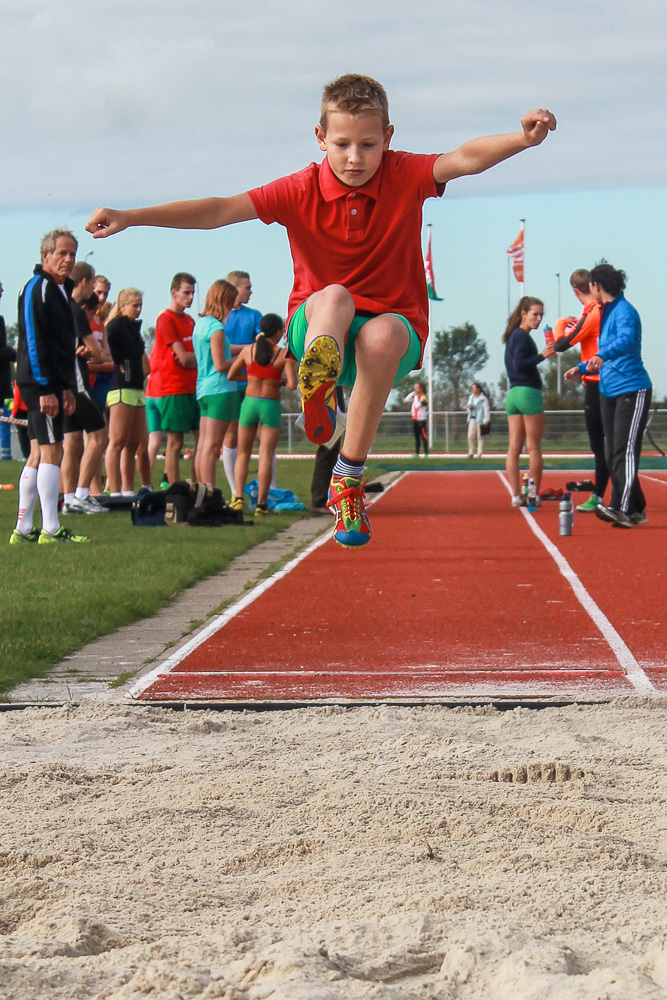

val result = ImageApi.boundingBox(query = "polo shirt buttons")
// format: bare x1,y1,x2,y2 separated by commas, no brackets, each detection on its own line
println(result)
350,209,357,215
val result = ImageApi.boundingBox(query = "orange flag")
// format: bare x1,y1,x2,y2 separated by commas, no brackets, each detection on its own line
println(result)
507,224,524,283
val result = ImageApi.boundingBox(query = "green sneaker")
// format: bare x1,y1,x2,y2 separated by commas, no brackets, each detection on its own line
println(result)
38,526,91,544
576,494,601,513
9,528,41,544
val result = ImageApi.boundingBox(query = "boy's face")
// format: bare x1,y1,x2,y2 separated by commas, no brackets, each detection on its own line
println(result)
315,112,393,188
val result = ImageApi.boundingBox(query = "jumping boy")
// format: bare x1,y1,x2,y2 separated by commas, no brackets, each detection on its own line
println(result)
86,74,556,547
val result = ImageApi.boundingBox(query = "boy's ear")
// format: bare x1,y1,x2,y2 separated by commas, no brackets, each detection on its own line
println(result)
383,124,394,149
315,124,327,150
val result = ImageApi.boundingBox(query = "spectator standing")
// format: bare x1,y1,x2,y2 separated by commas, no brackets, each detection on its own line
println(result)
0,280,17,460
565,263,652,528
221,270,262,493
60,262,109,514
554,269,609,512
228,314,296,516
192,279,239,488
404,381,429,457
466,382,490,458
105,288,150,496
152,272,198,485
10,229,89,544
503,296,555,507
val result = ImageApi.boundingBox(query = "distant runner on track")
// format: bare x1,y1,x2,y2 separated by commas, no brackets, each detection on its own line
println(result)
86,73,556,547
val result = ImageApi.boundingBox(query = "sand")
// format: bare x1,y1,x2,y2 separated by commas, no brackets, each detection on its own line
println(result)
1,698,666,999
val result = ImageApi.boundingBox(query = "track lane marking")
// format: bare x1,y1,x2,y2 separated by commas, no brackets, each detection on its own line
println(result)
128,475,405,699
496,471,654,693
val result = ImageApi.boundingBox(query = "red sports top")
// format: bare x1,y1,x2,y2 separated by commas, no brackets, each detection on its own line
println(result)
153,309,196,396
248,151,445,365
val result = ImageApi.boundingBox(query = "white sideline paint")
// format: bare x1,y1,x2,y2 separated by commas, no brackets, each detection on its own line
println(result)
641,473,667,486
128,475,405,699
496,471,654,693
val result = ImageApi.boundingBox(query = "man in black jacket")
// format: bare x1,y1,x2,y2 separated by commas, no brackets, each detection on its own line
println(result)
0,280,17,460
10,230,90,544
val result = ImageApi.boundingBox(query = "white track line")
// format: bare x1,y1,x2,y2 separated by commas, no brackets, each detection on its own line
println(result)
128,474,405,699
496,471,654,693
641,473,667,486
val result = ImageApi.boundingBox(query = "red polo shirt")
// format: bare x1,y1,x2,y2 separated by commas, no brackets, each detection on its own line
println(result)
248,150,445,362
153,309,196,396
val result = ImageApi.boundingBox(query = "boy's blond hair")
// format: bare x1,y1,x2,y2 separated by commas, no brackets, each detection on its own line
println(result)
320,73,390,131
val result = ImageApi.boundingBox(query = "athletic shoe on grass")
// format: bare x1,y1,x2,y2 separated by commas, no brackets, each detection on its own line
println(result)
38,526,91,544
229,494,245,512
630,511,648,525
298,335,340,445
576,494,601,513
63,495,110,515
8,528,40,544
326,474,370,548
511,495,527,508
254,503,275,518
595,504,632,528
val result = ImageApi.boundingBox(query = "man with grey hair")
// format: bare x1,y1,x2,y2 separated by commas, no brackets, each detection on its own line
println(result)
10,229,90,544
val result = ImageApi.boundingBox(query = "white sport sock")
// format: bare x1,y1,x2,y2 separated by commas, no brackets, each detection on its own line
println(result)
222,446,237,495
75,486,90,500
37,463,61,534
16,465,38,532
64,492,75,505
270,452,277,491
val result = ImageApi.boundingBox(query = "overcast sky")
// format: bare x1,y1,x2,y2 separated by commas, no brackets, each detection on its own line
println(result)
2,0,667,394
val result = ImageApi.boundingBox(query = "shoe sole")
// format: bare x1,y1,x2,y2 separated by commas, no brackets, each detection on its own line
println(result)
333,532,371,549
595,507,631,527
299,336,340,445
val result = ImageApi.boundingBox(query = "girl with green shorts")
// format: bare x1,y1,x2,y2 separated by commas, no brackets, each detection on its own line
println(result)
227,314,297,516
502,296,556,506
192,279,240,488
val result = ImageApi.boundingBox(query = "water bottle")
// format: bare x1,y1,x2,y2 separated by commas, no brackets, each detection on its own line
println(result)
559,492,573,536
527,477,537,511
544,324,555,345
522,473,529,498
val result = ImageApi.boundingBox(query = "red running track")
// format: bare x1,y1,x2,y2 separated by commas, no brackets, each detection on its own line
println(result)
132,471,667,702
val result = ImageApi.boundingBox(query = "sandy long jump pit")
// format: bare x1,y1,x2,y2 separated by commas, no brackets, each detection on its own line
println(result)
1,697,666,999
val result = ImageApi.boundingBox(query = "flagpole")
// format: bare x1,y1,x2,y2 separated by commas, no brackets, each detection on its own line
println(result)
520,218,525,297
427,225,434,449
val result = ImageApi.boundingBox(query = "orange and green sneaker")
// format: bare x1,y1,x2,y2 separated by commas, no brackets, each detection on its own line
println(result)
326,474,371,548
298,335,340,445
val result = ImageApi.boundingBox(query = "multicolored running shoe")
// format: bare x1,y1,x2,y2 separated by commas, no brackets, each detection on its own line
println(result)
37,526,91,544
326,474,371,548
298,335,341,445
8,528,41,544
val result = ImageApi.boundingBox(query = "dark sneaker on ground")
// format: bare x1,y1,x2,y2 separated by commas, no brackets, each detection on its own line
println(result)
566,479,595,492
63,495,110,515
576,493,601,513
38,526,91,544
630,511,648,525
595,505,632,528
9,528,41,544
326,474,371,547
298,335,340,445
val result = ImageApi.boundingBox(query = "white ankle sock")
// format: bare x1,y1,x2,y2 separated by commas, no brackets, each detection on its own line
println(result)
75,486,90,500
16,465,38,532
37,463,61,534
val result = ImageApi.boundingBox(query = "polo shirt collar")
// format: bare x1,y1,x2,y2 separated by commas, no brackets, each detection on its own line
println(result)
318,155,384,202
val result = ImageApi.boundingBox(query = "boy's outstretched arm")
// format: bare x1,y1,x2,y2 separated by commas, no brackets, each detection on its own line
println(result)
433,109,556,184
85,193,258,239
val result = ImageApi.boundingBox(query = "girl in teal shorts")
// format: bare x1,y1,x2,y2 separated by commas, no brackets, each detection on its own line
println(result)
192,279,239,489
227,314,297,516
503,296,555,506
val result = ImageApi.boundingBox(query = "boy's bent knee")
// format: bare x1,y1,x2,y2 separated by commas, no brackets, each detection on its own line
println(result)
306,284,355,317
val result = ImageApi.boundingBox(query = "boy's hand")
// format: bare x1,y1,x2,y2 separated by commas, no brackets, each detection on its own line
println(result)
521,109,557,147
564,367,581,382
85,208,128,239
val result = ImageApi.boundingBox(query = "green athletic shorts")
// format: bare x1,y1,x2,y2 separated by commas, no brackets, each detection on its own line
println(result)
106,388,145,408
198,392,241,422
239,395,282,430
505,386,544,417
288,300,421,387
145,396,162,433
159,393,200,432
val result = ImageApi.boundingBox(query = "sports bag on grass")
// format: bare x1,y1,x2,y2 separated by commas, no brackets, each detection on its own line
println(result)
131,488,167,526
